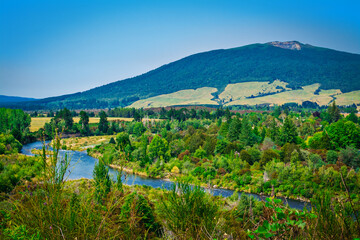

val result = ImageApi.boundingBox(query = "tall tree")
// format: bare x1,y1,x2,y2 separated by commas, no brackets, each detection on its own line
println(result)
79,111,90,135
327,101,341,123
98,111,109,134
280,117,298,145
55,108,73,131
227,117,241,141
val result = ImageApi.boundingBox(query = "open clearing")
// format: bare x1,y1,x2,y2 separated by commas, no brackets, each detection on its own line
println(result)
30,117,134,132
225,84,343,106
218,80,291,104
129,87,218,108
60,135,115,151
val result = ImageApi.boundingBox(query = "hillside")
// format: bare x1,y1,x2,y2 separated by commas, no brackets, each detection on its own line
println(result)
0,95,37,103
8,41,360,109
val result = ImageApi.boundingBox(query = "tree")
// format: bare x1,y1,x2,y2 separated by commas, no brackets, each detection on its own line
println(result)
279,117,298,145
327,101,341,123
326,119,360,149
148,135,169,161
239,117,257,146
260,149,280,166
116,132,131,151
339,146,360,169
227,117,241,141
55,108,73,130
79,111,90,135
98,111,109,134
346,110,358,124
240,150,253,165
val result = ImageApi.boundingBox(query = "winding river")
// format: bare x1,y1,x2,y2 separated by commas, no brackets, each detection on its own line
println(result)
21,141,310,210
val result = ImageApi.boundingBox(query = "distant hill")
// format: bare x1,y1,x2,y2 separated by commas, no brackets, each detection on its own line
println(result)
6,41,360,109
0,95,37,103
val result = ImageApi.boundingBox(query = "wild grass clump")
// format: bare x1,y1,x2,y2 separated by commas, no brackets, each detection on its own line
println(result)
158,181,224,239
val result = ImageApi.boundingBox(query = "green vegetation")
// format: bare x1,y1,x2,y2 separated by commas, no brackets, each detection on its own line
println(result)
1,104,360,239
0,108,33,143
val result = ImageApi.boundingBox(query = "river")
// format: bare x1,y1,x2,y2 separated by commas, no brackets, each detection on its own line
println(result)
21,141,310,210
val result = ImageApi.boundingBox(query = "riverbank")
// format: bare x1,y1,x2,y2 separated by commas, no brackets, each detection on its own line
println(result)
107,163,311,203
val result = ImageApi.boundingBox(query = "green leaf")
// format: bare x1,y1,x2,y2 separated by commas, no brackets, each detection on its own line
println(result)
265,232,274,238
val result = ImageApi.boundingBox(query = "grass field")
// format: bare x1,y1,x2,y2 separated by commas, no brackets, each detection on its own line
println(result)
129,87,219,108
218,80,291,104
225,84,344,106
30,117,134,132
60,135,115,151
334,90,360,106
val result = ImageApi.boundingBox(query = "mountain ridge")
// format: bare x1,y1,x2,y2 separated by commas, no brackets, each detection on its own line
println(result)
5,41,360,109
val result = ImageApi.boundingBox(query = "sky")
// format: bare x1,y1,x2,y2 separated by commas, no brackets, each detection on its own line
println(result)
1,0,360,98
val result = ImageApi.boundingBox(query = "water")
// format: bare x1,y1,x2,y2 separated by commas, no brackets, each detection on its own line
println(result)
22,141,310,210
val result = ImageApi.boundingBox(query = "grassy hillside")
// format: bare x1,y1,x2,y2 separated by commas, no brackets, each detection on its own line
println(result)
129,87,218,108
218,80,291,104
11,41,360,110
225,84,329,106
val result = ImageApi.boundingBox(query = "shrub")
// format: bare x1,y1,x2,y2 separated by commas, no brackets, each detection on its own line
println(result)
159,182,221,239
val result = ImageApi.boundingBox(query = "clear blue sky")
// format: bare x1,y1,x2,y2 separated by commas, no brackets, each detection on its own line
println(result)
1,0,359,98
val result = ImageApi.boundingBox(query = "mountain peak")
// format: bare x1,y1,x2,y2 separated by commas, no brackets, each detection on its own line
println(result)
268,41,302,50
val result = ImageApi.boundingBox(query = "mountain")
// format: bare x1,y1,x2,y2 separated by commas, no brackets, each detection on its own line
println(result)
0,95,37,103
8,41,360,109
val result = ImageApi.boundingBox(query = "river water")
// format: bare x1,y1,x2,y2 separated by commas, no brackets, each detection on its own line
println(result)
21,141,310,210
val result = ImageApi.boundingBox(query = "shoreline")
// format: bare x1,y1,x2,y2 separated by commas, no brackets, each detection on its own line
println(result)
107,163,311,203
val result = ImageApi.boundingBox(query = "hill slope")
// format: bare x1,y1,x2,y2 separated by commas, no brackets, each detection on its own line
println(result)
0,95,37,103
11,41,360,109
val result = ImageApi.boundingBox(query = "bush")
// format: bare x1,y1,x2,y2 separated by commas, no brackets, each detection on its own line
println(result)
120,191,160,237
326,150,338,164
0,134,22,154
159,182,221,239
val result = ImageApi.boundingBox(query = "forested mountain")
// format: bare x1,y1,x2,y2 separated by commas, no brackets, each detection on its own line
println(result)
0,95,37,103
7,41,360,109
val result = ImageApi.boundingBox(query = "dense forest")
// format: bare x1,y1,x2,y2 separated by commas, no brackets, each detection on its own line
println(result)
0,104,360,239
2,42,360,110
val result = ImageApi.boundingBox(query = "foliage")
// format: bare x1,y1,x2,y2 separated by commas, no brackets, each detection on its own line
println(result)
148,135,169,161
0,133,22,154
98,111,109,134
93,160,111,203
158,182,221,239
247,197,316,239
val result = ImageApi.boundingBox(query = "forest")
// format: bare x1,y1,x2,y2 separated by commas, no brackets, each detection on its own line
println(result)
0,104,360,239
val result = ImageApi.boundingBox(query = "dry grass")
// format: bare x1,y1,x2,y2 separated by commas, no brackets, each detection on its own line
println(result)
60,135,115,151
219,80,291,104
129,87,219,108
225,84,344,106
30,117,134,132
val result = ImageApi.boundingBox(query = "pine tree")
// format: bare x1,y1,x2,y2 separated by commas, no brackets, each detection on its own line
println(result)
98,111,109,134
227,117,241,141
280,117,298,145
328,101,341,123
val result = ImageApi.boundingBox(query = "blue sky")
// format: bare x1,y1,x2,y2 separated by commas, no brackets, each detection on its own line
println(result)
1,0,360,98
